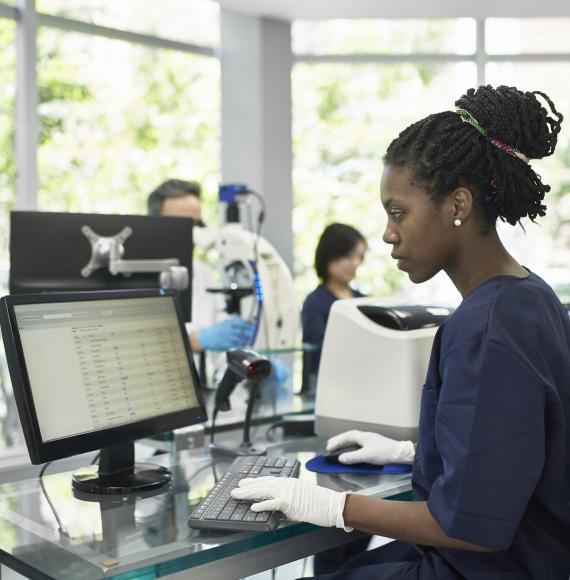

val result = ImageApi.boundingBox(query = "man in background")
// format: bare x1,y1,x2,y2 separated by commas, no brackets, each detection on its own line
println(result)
147,179,254,357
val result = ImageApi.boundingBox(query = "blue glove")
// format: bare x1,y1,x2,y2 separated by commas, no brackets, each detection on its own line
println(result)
197,317,255,351
259,357,290,390
269,357,290,385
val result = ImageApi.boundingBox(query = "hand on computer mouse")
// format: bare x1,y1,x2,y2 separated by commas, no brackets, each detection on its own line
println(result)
326,430,415,466
324,444,362,464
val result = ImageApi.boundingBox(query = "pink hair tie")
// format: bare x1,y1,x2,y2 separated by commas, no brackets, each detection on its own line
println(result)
486,179,498,204
489,138,530,164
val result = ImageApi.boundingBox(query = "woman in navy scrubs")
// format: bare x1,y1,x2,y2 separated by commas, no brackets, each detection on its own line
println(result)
301,223,367,392
233,84,570,579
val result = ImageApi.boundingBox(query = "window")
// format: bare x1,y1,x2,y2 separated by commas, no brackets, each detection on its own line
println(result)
293,17,570,307
0,18,15,270
0,4,220,458
292,20,477,304
486,18,570,54
486,61,570,296
37,29,220,216
0,17,15,453
37,0,220,47
293,19,476,55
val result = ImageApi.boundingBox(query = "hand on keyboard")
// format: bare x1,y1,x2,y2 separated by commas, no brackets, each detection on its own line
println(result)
231,476,352,530
188,456,301,532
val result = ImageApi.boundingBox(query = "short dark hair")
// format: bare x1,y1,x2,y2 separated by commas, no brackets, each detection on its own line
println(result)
147,179,201,216
315,223,367,281
383,85,563,231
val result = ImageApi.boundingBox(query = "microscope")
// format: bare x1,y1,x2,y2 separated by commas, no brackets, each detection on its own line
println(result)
193,184,299,352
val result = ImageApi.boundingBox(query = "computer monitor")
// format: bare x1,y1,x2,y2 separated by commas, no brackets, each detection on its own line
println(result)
9,211,193,322
0,289,206,495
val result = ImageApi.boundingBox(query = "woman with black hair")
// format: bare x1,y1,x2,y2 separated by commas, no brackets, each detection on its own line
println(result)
233,85,570,579
301,223,367,393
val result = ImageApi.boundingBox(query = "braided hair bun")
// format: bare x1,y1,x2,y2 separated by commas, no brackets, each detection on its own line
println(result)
384,85,563,227
456,85,561,161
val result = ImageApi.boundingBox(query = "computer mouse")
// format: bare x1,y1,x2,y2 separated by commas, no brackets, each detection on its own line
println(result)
323,444,362,464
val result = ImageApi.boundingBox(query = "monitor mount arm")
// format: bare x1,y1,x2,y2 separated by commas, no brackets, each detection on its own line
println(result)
80,226,189,291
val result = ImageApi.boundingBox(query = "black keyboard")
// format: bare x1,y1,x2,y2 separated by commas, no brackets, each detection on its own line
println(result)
188,455,301,532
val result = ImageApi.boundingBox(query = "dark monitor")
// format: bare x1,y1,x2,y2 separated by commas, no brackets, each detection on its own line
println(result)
9,211,193,322
0,289,207,495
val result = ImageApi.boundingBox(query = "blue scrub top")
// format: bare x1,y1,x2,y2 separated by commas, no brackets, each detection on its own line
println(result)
313,272,570,580
301,284,363,375
412,271,570,578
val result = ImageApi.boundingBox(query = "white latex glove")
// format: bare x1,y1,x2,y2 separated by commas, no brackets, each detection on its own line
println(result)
231,476,352,531
326,430,415,466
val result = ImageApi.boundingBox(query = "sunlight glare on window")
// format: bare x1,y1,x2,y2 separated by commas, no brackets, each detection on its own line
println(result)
486,18,570,55
37,29,220,216
293,18,476,55
37,0,220,47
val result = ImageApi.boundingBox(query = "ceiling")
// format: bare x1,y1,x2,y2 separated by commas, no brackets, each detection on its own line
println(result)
215,0,570,21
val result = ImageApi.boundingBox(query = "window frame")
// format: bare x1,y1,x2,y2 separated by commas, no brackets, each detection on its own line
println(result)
0,0,219,470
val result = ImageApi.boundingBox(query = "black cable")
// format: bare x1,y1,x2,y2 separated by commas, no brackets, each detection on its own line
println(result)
250,190,265,264
39,462,69,538
91,451,100,465
211,459,219,484
248,259,263,347
237,189,265,263
246,199,254,237
246,191,265,345
210,408,219,444
235,190,265,345
265,421,286,442
241,191,281,408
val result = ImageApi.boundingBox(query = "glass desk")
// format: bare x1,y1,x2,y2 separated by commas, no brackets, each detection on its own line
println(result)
0,437,413,580
145,382,315,455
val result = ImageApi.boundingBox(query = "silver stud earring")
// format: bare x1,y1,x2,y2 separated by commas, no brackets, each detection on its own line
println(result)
454,219,462,227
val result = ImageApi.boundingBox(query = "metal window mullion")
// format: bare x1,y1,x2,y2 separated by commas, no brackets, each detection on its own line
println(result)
294,53,476,64
37,13,216,57
486,53,570,62
15,0,38,210
295,51,570,67
476,19,486,86
0,4,18,19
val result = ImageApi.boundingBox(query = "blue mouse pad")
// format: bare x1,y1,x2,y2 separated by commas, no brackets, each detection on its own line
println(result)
306,455,412,475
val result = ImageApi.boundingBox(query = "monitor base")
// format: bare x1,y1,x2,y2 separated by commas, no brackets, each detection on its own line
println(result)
72,462,171,495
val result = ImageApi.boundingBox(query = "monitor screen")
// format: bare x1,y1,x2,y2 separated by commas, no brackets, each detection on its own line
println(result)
9,211,193,322
0,289,206,494
14,296,199,442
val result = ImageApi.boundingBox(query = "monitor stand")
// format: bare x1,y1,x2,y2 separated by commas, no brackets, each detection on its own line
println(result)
72,441,171,495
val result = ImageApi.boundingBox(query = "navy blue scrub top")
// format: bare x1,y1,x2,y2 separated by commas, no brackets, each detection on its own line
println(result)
411,271,570,578
313,272,570,580
301,284,363,375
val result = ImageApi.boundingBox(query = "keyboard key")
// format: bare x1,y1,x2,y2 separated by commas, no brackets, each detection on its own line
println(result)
230,505,249,521
242,510,257,522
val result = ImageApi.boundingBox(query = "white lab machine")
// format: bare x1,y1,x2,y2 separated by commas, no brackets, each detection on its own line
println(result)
315,298,453,440
194,224,299,351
